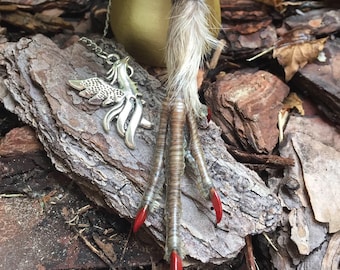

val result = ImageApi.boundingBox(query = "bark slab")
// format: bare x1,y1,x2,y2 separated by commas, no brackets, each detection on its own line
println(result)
205,69,290,154
290,39,340,128
0,34,281,265
270,114,340,269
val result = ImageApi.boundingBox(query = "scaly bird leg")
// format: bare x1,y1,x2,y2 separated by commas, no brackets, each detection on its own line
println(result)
133,99,170,232
134,94,222,270
134,1,222,269
187,110,222,224
166,96,186,270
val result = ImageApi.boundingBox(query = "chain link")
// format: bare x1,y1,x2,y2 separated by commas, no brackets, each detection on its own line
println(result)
79,37,134,78
103,0,112,39
79,0,135,78
79,37,116,61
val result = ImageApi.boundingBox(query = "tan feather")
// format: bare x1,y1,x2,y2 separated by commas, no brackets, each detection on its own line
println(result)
166,0,219,117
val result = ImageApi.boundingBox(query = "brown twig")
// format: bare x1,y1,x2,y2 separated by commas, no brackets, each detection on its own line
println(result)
245,235,256,270
227,146,295,168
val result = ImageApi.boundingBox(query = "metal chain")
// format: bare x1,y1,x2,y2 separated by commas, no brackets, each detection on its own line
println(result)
69,0,150,150
79,0,135,72
102,0,112,39
79,37,119,64
79,36,134,79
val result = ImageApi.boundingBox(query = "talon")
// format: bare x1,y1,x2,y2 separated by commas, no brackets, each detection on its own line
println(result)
207,107,212,122
107,1,222,269
210,188,222,224
170,250,183,270
133,205,148,233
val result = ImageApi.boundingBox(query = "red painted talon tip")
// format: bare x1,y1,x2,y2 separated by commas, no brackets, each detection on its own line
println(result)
207,107,212,122
210,188,222,224
133,206,148,233
170,250,183,270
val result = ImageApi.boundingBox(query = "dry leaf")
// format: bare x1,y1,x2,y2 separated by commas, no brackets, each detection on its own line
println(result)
282,92,305,115
273,37,328,81
92,233,117,263
278,93,304,142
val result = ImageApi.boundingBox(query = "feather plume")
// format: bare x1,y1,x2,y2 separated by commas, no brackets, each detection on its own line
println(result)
166,0,219,117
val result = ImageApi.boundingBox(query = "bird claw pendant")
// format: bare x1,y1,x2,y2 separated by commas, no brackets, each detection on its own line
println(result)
68,55,152,149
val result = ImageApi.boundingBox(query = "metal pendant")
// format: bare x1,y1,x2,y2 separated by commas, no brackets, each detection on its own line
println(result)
68,38,152,149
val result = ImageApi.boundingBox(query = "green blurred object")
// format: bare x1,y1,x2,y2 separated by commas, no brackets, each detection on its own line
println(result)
110,0,221,67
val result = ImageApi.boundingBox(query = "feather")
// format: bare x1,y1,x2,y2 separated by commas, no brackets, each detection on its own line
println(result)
166,0,219,117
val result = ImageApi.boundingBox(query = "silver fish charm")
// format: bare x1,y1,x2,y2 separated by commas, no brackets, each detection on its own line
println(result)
68,47,152,149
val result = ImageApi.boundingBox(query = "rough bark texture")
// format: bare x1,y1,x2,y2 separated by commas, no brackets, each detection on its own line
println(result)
0,0,90,11
0,125,164,269
219,0,277,60
0,0,91,34
204,70,290,154
271,114,340,269
290,39,340,128
0,34,281,265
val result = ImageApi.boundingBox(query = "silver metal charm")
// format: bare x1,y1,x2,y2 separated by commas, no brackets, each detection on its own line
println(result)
68,37,152,149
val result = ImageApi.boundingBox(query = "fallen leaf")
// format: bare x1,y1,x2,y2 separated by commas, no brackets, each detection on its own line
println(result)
273,36,328,81
276,27,313,47
282,92,305,115
92,233,117,263
278,92,304,142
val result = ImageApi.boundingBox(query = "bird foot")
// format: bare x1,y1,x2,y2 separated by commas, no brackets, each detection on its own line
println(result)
133,96,222,265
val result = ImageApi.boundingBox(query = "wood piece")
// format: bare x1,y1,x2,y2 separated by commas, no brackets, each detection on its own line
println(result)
221,0,273,34
0,122,162,269
290,39,340,128
0,164,159,269
321,231,340,270
283,9,340,36
220,0,277,60
0,126,43,156
244,235,256,270
0,0,91,12
204,69,290,154
0,34,282,265
0,148,108,269
0,0,91,34
269,114,339,269
0,10,74,33
0,196,107,270
282,115,340,233
289,208,311,255
289,130,340,233
226,146,294,169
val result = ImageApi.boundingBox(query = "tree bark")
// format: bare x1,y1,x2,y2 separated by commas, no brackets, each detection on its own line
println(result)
0,34,281,265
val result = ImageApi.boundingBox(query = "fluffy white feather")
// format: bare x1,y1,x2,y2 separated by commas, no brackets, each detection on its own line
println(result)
166,0,218,117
